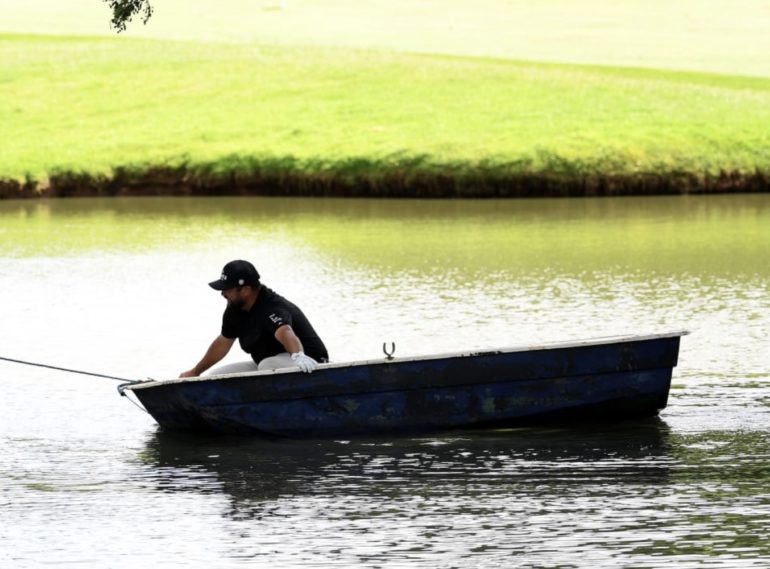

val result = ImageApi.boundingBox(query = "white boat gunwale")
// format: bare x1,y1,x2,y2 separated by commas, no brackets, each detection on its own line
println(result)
126,330,689,392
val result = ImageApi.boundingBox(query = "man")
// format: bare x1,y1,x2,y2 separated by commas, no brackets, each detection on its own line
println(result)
180,260,328,377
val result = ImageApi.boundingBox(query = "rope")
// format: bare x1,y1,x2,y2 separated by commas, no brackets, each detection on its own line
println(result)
118,386,150,414
0,355,134,382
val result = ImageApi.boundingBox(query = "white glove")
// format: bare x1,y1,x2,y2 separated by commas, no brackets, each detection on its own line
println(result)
291,352,318,373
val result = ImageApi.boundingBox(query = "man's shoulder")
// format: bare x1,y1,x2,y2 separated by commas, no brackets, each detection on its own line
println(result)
257,286,291,309
252,287,292,329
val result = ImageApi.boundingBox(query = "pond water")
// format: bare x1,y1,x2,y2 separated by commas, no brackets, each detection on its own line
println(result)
1,195,769,567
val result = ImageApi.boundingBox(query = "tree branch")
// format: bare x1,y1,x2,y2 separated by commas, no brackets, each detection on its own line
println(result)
103,0,154,33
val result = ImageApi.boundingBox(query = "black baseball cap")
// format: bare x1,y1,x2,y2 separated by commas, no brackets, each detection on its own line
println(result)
208,260,261,290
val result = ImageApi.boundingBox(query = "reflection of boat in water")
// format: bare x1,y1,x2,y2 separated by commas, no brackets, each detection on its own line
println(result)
122,332,686,438
139,421,674,516
139,431,339,506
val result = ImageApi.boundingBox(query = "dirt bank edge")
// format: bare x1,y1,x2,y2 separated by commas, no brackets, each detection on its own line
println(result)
2,165,768,199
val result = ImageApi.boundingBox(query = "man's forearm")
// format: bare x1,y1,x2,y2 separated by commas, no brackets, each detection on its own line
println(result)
183,335,233,377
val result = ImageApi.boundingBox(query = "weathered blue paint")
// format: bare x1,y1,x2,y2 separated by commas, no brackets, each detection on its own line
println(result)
123,332,686,438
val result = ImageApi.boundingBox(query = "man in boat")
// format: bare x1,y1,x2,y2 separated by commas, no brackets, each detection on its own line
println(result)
179,260,328,377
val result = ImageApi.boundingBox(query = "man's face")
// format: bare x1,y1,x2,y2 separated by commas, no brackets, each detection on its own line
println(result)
222,286,248,309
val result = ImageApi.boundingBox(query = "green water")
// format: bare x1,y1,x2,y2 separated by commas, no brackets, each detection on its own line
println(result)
4,195,768,276
282,195,767,281
1,194,769,567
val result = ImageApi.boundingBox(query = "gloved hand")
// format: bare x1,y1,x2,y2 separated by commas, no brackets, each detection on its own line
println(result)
291,352,318,373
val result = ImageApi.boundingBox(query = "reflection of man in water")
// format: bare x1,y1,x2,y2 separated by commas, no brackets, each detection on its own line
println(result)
180,260,328,378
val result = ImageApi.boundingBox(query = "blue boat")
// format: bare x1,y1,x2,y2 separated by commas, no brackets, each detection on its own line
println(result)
120,331,687,437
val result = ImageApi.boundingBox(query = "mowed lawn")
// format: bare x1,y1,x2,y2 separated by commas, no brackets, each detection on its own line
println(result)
7,0,770,77
2,1,770,188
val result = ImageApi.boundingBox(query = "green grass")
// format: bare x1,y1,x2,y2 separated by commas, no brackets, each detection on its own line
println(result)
7,1,770,77
2,0,770,197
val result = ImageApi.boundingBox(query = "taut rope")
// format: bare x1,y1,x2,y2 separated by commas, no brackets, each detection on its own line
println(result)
0,355,134,382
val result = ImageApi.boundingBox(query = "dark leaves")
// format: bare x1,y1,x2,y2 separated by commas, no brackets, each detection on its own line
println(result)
104,0,154,33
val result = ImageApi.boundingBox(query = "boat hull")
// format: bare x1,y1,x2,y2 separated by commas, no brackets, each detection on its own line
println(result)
126,333,684,437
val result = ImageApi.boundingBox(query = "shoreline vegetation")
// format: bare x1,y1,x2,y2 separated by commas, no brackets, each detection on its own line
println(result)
1,160,768,200
3,16,770,199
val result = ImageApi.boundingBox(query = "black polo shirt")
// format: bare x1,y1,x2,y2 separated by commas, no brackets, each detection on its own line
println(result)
221,285,328,364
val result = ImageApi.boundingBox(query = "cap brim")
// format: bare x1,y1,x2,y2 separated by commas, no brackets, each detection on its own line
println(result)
208,280,232,291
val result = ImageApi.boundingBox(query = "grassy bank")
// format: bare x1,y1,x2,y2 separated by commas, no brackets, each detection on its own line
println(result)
2,34,770,198
8,1,770,78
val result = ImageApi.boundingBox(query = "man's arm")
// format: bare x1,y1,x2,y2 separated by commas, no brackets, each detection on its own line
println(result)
180,334,235,378
274,324,304,354
275,325,317,373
